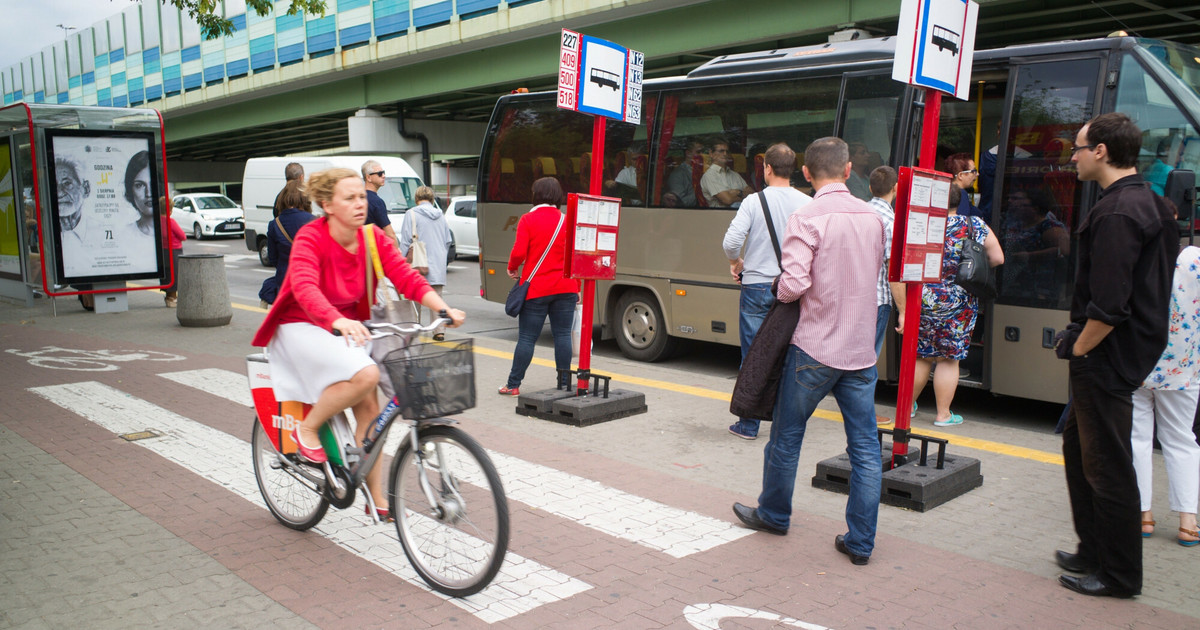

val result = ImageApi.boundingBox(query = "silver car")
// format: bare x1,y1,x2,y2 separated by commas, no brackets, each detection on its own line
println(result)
443,196,478,259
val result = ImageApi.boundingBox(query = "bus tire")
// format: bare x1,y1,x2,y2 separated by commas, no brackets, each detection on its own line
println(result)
614,289,675,362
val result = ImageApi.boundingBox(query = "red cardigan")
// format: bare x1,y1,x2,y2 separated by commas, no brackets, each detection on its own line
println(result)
507,205,580,300
252,219,432,347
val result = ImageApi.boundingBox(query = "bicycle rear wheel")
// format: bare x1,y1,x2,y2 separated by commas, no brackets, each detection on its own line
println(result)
252,419,329,530
389,424,509,597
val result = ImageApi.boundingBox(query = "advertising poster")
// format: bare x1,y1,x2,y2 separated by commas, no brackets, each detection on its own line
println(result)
45,129,163,284
0,137,19,280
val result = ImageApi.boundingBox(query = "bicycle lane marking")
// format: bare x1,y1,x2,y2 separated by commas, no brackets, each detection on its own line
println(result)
28,381,590,624
160,368,755,558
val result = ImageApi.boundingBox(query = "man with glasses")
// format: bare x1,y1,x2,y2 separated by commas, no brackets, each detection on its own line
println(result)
1053,112,1178,599
361,160,398,242
701,141,753,208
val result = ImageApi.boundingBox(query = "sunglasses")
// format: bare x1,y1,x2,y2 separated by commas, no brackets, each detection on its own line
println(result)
369,170,386,177
957,168,978,176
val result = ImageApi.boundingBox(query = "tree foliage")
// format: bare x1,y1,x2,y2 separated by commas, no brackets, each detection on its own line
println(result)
166,1,328,39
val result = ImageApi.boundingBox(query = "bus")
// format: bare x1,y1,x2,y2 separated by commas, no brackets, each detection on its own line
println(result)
477,34,1200,404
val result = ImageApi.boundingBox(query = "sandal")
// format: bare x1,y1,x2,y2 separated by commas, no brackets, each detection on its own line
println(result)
933,413,964,427
1142,516,1156,538
1179,527,1199,547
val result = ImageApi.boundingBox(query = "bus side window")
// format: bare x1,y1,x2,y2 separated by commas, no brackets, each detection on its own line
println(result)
653,77,841,208
480,99,591,205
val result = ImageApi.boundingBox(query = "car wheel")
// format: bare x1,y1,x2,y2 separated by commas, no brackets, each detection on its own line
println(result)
258,238,272,267
447,233,457,263
614,289,676,362
193,223,203,240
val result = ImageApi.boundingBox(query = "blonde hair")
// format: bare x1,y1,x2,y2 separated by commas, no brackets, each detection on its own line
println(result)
414,185,436,202
307,168,359,206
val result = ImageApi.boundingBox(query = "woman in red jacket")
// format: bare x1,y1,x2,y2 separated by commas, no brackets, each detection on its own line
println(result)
252,168,464,520
499,177,581,396
161,198,186,307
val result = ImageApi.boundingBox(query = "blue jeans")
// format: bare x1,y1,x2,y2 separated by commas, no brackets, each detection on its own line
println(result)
756,345,882,556
507,293,577,389
874,303,891,358
732,282,776,436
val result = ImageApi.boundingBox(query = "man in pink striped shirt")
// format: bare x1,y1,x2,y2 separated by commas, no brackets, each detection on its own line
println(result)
732,137,887,566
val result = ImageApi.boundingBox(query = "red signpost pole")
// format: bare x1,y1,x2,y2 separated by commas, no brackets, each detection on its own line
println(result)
891,87,942,465
576,114,606,395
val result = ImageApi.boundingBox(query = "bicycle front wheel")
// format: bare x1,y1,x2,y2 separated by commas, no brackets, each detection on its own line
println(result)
252,419,329,530
389,424,509,597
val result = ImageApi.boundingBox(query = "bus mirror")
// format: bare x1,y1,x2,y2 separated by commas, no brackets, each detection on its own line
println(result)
1164,169,1196,221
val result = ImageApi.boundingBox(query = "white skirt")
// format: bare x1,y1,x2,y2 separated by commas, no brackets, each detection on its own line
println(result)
267,322,376,403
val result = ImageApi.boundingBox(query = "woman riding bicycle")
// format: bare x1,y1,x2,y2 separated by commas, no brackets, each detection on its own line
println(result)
252,167,465,520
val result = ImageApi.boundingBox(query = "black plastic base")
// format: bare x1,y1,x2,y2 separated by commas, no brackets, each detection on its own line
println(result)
812,446,983,512
515,388,647,426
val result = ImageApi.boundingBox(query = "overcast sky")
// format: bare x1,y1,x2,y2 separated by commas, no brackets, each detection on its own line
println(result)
1,1,133,72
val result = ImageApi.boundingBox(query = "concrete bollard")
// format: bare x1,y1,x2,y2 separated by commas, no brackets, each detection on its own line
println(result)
176,253,233,327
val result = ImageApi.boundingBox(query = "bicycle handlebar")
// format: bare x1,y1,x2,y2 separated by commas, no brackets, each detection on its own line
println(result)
365,319,451,337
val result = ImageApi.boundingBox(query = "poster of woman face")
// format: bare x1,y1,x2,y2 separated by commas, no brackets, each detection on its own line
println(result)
45,129,163,284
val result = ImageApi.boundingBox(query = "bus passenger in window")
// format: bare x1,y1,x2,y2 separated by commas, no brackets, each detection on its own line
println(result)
1144,137,1176,196
701,141,753,207
1001,189,1069,303
604,144,643,205
846,142,873,201
663,141,703,207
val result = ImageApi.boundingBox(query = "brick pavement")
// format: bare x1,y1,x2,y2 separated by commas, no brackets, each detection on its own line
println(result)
2,292,1200,628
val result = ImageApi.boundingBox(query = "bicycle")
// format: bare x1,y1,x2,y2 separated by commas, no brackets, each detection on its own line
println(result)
247,318,509,597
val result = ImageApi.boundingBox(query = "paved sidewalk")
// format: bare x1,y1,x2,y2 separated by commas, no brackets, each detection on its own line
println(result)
3,291,1199,628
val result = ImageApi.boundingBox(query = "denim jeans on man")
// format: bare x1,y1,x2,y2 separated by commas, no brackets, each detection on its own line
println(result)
756,344,882,556
874,304,891,358
507,293,577,389
731,282,776,437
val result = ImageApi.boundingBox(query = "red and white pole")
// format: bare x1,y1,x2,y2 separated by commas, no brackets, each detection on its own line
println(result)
577,115,607,395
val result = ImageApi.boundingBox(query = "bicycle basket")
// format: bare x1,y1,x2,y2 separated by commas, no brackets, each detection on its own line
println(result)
383,339,476,420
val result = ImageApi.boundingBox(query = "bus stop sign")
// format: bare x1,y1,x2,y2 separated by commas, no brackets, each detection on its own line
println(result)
892,0,979,100
557,29,644,124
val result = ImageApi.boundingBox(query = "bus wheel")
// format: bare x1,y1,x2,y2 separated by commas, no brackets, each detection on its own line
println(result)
615,289,675,362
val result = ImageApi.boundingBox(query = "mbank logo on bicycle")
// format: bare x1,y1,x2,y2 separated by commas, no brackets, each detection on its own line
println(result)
271,413,301,431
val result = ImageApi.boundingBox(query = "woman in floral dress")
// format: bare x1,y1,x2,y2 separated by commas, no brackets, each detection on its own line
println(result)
899,185,1004,426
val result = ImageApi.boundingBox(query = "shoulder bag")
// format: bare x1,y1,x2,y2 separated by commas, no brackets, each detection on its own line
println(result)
505,211,565,317
407,215,430,275
729,192,800,422
954,217,996,299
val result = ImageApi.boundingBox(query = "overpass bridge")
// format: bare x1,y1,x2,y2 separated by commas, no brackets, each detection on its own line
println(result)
3,0,1198,195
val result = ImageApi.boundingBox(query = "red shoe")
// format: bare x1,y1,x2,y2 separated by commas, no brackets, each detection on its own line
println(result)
291,428,327,463
366,505,395,523
498,386,519,396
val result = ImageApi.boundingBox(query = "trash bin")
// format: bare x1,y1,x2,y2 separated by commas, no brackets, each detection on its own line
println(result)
176,253,233,327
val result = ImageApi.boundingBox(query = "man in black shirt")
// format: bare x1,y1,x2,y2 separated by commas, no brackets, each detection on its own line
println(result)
361,160,398,241
1054,112,1178,598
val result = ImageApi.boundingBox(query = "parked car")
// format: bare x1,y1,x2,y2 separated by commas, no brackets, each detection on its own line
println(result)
443,196,478,259
172,193,245,239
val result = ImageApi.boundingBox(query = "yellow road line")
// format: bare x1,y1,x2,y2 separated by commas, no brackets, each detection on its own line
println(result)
471,341,1065,466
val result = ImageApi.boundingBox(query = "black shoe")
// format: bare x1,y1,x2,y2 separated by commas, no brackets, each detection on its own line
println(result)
1058,573,1138,599
1054,549,1098,573
835,534,870,565
731,503,787,535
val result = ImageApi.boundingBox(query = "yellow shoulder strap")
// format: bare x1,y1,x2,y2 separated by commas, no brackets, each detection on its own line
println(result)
364,225,386,281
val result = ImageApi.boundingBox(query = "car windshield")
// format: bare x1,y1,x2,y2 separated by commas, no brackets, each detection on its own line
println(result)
378,177,423,213
196,196,238,210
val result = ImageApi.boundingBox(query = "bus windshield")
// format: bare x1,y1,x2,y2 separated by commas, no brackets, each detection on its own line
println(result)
378,177,423,214
1138,39,1200,105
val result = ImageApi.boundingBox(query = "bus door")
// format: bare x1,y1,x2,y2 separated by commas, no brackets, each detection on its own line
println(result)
988,54,1106,404
834,70,913,380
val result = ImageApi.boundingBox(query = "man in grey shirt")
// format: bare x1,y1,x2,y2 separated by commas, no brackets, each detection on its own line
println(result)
722,142,812,439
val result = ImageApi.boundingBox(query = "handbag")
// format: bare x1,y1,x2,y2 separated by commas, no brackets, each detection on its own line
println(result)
505,212,565,317
364,226,408,399
407,215,429,275
954,217,996,299
729,192,798,422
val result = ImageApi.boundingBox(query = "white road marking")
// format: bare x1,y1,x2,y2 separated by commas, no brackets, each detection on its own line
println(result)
30,381,590,624
683,604,829,630
162,368,754,558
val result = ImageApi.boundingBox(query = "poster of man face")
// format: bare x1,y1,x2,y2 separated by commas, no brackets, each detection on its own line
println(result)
45,129,163,284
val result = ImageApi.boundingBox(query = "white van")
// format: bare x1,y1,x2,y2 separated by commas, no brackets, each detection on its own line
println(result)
242,155,424,265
